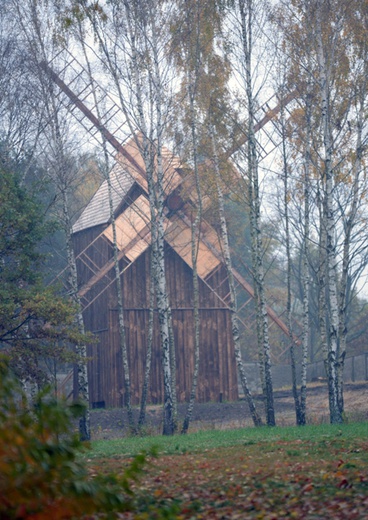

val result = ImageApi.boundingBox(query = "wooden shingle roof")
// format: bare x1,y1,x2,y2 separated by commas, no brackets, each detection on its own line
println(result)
72,161,135,234
72,136,184,234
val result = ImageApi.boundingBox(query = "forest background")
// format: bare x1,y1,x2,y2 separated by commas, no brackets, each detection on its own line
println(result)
0,0,367,437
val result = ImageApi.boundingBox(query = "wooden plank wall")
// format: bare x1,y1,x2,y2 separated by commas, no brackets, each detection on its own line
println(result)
73,229,238,408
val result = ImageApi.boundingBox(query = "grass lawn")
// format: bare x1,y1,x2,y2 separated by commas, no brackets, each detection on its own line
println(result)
85,422,368,519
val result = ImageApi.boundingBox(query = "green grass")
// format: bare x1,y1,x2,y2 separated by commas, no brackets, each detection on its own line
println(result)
85,422,368,518
87,421,368,459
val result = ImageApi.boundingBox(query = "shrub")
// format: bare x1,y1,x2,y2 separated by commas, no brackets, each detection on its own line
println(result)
0,357,147,519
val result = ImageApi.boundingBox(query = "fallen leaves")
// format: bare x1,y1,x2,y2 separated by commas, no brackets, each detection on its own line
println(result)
90,437,368,519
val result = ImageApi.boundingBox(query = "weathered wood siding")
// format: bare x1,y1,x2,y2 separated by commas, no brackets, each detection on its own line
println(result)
73,227,238,408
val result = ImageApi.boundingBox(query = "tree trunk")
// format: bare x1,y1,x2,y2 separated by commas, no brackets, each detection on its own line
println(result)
315,6,342,424
78,28,135,431
279,93,302,424
238,0,275,426
149,10,176,434
337,88,364,415
61,189,90,441
299,90,312,426
138,248,154,430
210,125,262,427
182,68,202,434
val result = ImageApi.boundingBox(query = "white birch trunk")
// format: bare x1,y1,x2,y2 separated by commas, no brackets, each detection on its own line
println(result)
78,28,134,430
61,188,90,441
182,73,202,435
181,217,201,434
299,91,312,426
238,0,275,426
280,97,302,424
138,248,154,429
337,93,364,415
150,11,176,434
316,8,342,423
53,96,91,444
137,130,174,435
210,126,262,427
48,85,91,441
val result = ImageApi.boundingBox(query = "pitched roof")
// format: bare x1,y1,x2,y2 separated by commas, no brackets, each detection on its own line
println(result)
72,136,184,234
72,161,134,234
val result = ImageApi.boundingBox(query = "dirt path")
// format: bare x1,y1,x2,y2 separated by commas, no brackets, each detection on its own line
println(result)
89,382,368,439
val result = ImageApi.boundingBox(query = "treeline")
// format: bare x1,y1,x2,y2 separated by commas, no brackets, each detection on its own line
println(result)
0,0,367,434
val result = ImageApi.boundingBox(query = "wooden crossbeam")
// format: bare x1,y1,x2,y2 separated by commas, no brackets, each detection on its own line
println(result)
223,90,297,159
78,222,151,299
41,61,296,203
39,61,147,184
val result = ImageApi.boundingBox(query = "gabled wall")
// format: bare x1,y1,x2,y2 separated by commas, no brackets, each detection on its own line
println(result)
73,226,238,408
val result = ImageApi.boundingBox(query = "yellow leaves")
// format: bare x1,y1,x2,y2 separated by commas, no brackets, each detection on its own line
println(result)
14,435,25,446
0,362,149,519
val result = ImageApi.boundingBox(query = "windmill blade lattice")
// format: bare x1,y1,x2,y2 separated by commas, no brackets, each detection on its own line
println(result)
42,52,298,345
44,48,130,151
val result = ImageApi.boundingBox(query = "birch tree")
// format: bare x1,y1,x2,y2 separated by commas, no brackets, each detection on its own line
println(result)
276,79,304,424
11,0,91,440
334,1,368,415
170,0,204,434
69,0,178,434
269,16,317,422
271,0,368,424
74,19,135,431
228,0,276,426
211,125,263,426
170,0,262,428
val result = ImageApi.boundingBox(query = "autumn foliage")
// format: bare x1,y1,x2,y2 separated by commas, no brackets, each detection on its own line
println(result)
0,358,150,519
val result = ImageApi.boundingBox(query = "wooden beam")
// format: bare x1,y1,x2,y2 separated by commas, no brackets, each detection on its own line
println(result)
78,223,151,298
223,90,297,159
231,270,300,343
39,61,147,184
40,61,296,202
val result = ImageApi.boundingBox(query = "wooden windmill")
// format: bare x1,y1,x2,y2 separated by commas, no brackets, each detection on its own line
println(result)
42,52,296,408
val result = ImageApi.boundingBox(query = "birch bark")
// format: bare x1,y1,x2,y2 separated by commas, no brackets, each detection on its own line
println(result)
181,71,202,435
77,25,135,431
43,83,91,440
337,88,365,415
210,125,262,427
238,0,275,426
315,3,342,424
279,94,302,424
145,5,176,434
13,0,91,440
299,90,312,426
138,248,154,429
61,189,90,441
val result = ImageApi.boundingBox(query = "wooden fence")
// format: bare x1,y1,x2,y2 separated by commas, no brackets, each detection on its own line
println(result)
242,352,368,394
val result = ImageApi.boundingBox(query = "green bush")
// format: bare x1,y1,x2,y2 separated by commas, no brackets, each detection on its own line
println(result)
0,357,148,519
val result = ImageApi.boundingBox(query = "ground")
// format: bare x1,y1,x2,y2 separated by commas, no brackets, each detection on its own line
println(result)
89,381,368,439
